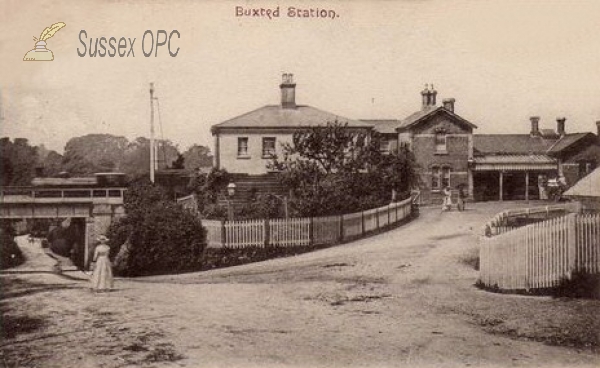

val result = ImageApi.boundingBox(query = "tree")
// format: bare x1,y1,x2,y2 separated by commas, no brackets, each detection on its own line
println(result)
182,144,213,171
119,137,180,180
62,134,129,175
269,121,417,217
0,137,39,186
40,150,64,177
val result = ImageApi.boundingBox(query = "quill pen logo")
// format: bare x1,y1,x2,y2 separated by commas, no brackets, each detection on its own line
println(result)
23,22,66,61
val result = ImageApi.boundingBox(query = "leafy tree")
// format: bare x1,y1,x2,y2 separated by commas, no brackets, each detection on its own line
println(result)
120,137,180,179
0,137,39,186
182,144,213,171
269,121,417,217
40,150,64,177
62,134,128,175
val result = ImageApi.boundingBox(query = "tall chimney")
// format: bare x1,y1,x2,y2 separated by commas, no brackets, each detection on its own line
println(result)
430,84,437,106
280,73,296,108
596,121,600,138
421,84,437,110
556,117,566,137
421,84,429,110
442,98,455,112
530,116,540,137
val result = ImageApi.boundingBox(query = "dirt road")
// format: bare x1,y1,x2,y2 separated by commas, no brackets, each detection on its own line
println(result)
2,201,599,368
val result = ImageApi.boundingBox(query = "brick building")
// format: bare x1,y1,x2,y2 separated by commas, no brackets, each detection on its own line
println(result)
211,76,600,204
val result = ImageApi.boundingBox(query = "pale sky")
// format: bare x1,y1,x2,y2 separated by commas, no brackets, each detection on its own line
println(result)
1,0,600,153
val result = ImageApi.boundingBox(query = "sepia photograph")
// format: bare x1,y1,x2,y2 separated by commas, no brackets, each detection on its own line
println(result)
1,1,599,367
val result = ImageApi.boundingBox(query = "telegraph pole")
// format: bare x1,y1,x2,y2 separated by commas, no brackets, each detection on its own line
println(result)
150,83,155,183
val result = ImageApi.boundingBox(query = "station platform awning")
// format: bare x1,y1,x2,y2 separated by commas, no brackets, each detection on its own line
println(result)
473,155,557,171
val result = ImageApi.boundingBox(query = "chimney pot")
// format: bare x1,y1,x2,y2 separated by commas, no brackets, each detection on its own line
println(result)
280,73,296,108
421,83,437,110
530,116,540,137
556,117,566,137
442,98,455,112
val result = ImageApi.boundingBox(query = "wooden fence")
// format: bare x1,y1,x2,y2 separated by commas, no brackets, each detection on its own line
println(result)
479,212,600,291
202,197,414,249
483,202,580,236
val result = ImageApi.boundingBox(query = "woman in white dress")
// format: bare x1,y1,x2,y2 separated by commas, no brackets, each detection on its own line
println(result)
90,235,114,292
442,186,453,211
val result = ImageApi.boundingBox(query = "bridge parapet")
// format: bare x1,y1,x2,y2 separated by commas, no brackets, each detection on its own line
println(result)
1,187,125,204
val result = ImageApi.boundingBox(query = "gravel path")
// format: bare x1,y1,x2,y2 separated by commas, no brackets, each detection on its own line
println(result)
2,201,599,368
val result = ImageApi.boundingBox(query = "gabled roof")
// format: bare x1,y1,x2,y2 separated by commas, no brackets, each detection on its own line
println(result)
361,119,402,134
473,134,558,155
396,106,478,132
564,167,600,197
212,105,372,133
547,133,594,154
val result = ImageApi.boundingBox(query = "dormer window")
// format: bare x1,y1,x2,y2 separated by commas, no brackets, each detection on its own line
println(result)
435,132,447,153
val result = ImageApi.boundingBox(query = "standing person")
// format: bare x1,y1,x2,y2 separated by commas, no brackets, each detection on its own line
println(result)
457,185,466,211
90,235,114,292
442,186,452,211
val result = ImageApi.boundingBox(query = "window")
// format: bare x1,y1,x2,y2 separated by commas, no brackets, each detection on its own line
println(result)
237,137,249,157
441,166,452,188
379,139,393,154
435,132,447,152
262,137,276,158
431,165,451,190
431,166,440,190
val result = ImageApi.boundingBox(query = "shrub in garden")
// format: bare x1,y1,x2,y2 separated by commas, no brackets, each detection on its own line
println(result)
0,222,24,269
107,179,206,276
552,271,600,299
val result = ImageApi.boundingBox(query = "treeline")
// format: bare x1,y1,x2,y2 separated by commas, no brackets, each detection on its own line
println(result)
0,134,212,186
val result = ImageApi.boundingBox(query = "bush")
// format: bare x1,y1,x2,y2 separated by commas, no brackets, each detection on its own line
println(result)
552,271,600,299
1,224,25,269
107,179,207,277
202,244,328,270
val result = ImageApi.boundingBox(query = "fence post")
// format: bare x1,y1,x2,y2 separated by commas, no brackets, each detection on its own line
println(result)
309,217,314,246
220,220,226,248
567,213,577,278
264,218,270,247
339,215,344,242
361,211,366,235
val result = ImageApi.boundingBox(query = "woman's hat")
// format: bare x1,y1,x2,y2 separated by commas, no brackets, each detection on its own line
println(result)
97,235,109,243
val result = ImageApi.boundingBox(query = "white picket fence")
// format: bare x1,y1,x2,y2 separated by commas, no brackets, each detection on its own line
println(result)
202,197,413,249
480,213,600,291
483,203,579,236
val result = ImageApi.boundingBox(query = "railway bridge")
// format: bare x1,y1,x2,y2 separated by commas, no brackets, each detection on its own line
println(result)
0,175,126,270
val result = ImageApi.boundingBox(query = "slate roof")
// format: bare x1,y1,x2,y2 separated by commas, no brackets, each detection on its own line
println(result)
396,106,478,132
539,129,559,139
564,167,600,197
547,133,592,153
361,119,402,134
212,105,372,132
473,134,558,155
